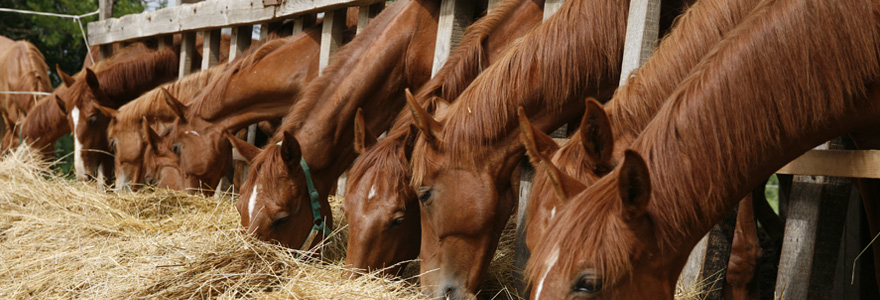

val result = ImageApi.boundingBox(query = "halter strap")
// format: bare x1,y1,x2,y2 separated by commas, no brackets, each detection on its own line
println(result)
276,140,331,253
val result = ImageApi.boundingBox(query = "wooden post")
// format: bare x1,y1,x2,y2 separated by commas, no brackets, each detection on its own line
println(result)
293,14,317,35
319,9,347,74
201,30,221,71
158,34,174,50
357,3,385,34
775,138,853,300
431,0,476,77
514,160,535,297
178,32,197,78
543,0,566,20
618,0,661,86
98,0,114,60
488,0,504,11
229,25,254,62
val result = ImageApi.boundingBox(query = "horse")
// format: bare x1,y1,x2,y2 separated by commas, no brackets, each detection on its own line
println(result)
341,0,545,277
106,63,227,192
0,36,52,152
145,15,356,194
527,0,880,298
55,43,180,184
227,0,440,254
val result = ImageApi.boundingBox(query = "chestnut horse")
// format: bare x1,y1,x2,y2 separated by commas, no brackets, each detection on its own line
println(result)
527,0,880,298
228,0,439,254
56,45,179,183
149,23,339,193
342,0,545,276
0,36,52,151
107,63,226,191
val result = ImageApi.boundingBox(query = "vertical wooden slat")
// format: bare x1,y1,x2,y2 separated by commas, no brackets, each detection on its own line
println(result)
357,2,385,34
431,0,476,77
259,23,270,41
98,0,114,60
292,14,317,35
319,9,347,74
488,0,504,12
178,31,196,79
619,0,661,86
201,30,221,71
158,34,174,50
543,0,565,20
229,25,254,62
776,139,853,300
514,160,535,298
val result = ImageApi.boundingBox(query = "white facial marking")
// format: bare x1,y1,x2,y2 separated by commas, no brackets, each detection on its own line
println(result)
97,162,106,189
368,184,377,199
71,106,85,179
550,206,557,220
184,130,200,136
115,172,130,192
535,247,560,300
248,185,260,221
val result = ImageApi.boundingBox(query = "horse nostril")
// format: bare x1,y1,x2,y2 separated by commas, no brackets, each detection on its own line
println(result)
444,286,457,298
85,174,94,181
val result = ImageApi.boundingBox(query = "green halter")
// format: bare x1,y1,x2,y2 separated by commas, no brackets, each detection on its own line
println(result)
276,141,331,253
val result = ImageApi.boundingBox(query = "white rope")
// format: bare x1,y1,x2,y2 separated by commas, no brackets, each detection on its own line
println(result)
0,91,52,96
0,8,99,64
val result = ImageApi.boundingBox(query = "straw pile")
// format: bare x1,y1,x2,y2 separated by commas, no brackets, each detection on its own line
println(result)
0,146,705,299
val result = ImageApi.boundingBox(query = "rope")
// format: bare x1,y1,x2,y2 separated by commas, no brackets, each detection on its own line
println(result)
0,7,99,64
0,91,52,96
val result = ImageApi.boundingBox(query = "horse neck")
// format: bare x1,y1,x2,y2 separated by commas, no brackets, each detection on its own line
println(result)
284,0,440,175
190,32,321,133
605,0,762,146
90,48,179,108
436,0,627,168
22,93,69,146
634,0,880,254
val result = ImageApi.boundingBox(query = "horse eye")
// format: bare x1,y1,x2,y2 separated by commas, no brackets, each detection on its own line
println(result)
272,214,290,227
417,187,432,203
172,143,180,154
572,273,603,295
88,115,98,125
389,217,405,228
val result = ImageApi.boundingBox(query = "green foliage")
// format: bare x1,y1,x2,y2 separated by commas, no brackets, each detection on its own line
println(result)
765,174,780,214
0,0,147,87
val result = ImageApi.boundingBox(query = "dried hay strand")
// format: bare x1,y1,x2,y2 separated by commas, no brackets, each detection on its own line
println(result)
0,145,708,299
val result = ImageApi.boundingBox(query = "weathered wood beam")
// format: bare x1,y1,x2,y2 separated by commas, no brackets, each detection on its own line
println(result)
229,25,254,62
543,0,565,20
618,0,661,86
98,0,114,59
488,0,504,12
777,149,880,179
292,14,317,35
201,30,221,70
514,160,535,298
88,0,386,46
431,0,476,77
319,8,347,74
178,31,196,78
357,2,384,34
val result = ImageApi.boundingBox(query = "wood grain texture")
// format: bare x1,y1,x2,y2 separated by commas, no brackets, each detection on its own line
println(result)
618,0,661,86
431,0,475,76
319,8,347,74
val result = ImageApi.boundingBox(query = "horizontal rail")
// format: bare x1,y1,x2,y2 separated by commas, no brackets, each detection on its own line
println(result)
87,0,384,46
777,149,880,179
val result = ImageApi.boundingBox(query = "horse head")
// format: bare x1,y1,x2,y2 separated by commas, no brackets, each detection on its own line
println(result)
229,131,334,251
59,68,116,184
343,108,420,276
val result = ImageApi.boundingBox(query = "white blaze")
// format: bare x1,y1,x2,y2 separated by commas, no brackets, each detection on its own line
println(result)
71,106,85,179
248,185,260,221
550,207,557,220
368,184,377,199
534,247,560,300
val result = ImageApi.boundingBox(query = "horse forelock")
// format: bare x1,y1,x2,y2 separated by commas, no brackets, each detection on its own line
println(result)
347,133,412,205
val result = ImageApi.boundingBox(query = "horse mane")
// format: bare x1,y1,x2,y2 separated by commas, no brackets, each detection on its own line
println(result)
188,36,301,119
66,45,178,107
346,132,413,204
17,41,52,94
412,0,628,187
606,0,759,140
114,63,227,126
530,0,880,284
277,0,409,138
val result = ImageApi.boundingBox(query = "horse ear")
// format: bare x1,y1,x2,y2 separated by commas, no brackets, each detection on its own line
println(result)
54,95,67,113
280,131,302,164
579,98,614,173
84,68,100,92
518,106,560,167
539,156,587,204
56,64,75,87
96,104,118,119
353,108,377,154
617,150,652,222
406,88,440,141
225,131,261,164
161,87,187,121
431,95,451,115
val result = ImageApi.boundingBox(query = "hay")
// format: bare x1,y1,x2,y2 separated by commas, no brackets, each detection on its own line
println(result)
0,146,704,299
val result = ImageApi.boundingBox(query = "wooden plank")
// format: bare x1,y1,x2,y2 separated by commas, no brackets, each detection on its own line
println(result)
98,0,114,60
679,234,710,290
543,0,565,20
676,208,737,300
88,0,386,46
158,34,174,50
357,2,384,34
229,25,254,62
178,31,196,78
775,140,853,300
292,14,317,35
488,0,504,12
618,0,661,86
432,0,476,76
319,8,347,74
514,159,535,298
259,23,270,41
201,29,221,70
777,149,880,179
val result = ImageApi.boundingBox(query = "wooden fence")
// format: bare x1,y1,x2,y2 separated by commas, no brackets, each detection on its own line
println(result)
88,0,879,299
